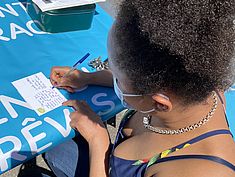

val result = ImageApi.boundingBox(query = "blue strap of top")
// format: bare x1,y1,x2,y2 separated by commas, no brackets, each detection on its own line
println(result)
155,155,235,171
147,129,234,171
172,129,232,150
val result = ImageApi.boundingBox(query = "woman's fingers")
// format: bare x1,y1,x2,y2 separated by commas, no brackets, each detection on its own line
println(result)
56,86,75,93
50,67,89,91
69,113,79,130
63,100,80,110
50,66,70,85
63,99,108,143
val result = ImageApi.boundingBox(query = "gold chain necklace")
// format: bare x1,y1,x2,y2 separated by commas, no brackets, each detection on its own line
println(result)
143,91,218,135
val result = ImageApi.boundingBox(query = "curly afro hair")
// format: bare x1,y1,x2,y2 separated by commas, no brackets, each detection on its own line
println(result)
112,0,235,104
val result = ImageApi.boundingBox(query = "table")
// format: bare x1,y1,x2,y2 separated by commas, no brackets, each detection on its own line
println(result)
0,0,124,174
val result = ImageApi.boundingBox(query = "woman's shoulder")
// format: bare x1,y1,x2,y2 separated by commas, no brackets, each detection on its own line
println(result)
146,134,235,177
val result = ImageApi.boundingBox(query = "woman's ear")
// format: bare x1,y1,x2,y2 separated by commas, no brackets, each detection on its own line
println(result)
152,94,173,112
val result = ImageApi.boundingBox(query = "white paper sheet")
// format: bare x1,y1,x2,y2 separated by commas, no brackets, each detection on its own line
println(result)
33,0,106,12
12,72,67,116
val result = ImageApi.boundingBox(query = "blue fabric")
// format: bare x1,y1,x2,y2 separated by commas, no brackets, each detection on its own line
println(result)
45,135,89,177
110,156,146,177
45,140,80,177
171,130,232,150
225,87,235,138
155,155,235,172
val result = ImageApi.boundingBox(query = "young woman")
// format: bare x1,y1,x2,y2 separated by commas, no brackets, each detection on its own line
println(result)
47,0,235,176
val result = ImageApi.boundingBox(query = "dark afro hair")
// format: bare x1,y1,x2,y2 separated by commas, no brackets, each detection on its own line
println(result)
112,0,235,104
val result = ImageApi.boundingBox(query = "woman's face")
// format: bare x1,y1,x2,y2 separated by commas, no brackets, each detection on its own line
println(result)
107,25,156,112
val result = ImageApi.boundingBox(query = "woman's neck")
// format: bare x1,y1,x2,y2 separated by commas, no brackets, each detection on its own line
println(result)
149,93,219,131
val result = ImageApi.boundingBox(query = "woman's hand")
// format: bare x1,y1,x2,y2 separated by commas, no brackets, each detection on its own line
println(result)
50,66,90,93
63,100,109,145
64,100,110,177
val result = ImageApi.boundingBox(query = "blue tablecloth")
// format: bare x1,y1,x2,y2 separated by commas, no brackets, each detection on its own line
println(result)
225,86,235,137
0,0,124,173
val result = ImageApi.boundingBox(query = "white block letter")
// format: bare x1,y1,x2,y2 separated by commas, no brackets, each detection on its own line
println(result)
0,95,33,118
0,4,19,18
21,120,52,155
26,20,47,34
92,93,115,116
0,28,10,41
0,136,26,172
11,2,27,12
44,109,72,137
10,23,33,40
